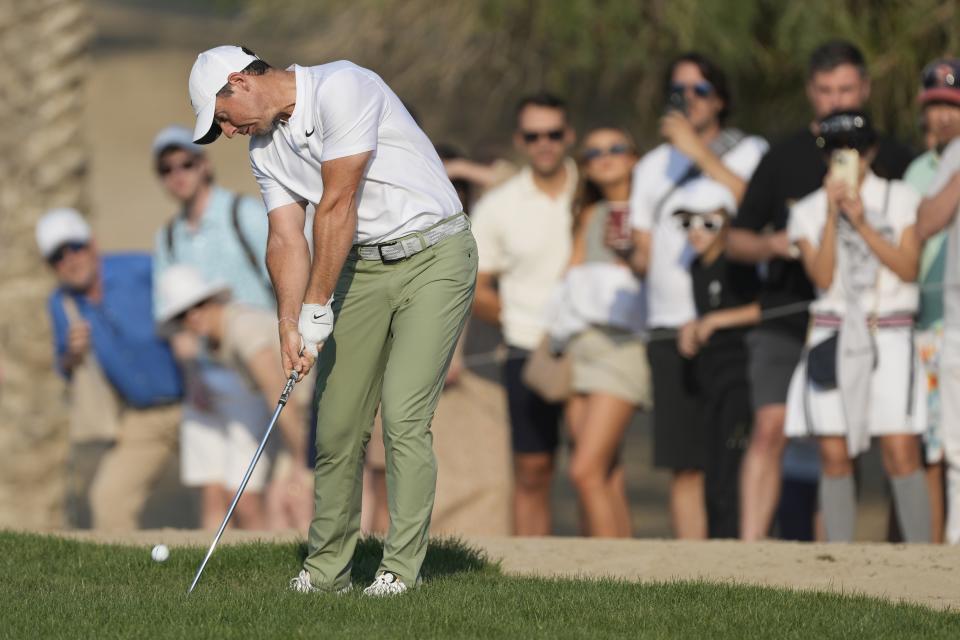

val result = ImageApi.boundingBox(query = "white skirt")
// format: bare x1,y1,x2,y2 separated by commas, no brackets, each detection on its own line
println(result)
784,325,926,438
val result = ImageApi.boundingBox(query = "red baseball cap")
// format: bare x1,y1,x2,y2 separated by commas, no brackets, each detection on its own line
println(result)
919,59,960,106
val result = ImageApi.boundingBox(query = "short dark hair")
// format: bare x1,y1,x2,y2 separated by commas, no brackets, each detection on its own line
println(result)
514,92,568,126
664,52,732,123
807,40,867,79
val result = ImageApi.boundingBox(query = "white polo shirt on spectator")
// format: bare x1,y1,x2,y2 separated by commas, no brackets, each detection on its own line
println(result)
471,159,577,350
629,136,768,328
249,61,462,245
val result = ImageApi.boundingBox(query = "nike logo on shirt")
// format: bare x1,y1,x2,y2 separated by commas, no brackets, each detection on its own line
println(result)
305,128,315,137
312,312,326,321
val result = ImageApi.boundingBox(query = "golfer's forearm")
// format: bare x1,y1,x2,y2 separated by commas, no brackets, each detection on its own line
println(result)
267,231,310,321
305,196,357,305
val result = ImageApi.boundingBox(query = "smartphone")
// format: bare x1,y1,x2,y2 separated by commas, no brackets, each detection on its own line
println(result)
665,89,687,116
829,149,859,196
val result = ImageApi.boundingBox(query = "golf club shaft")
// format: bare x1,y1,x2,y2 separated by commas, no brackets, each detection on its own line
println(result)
187,371,299,594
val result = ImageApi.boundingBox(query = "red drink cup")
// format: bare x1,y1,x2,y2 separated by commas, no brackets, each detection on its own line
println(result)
607,203,632,250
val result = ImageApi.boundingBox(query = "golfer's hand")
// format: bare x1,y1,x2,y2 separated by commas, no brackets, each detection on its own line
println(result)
298,300,334,359
280,323,313,378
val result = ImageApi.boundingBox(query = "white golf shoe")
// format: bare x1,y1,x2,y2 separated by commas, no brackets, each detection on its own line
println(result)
288,569,352,595
362,571,421,597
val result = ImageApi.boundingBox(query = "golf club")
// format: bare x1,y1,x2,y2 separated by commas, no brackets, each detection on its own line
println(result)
187,369,300,595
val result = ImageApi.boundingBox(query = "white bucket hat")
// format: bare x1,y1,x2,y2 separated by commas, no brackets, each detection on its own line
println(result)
156,264,231,331
188,45,259,144
36,208,92,259
669,179,738,218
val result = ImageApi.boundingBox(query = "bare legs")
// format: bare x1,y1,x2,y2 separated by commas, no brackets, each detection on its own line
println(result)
739,404,787,540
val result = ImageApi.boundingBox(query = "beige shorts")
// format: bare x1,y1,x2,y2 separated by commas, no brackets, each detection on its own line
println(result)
567,327,652,407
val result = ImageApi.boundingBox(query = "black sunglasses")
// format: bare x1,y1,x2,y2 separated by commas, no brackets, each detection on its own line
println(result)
676,212,725,232
521,128,565,144
47,242,88,265
582,143,633,162
158,158,198,176
669,81,714,98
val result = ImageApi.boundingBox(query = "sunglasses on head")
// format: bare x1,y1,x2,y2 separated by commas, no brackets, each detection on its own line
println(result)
158,158,198,176
669,81,714,98
521,128,565,144
47,241,88,265
581,143,633,162
676,212,725,232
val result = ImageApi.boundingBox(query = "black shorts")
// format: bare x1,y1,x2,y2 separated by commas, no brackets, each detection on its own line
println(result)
746,328,805,410
504,348,563,454
647,330,704,471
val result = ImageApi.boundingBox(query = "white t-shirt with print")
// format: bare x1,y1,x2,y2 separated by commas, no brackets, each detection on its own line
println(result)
629,136,768,328
788,172,920,318
471,161,577,350
249,62,462,245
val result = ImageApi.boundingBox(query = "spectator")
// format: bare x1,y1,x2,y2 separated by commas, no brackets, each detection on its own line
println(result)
784,110,930,543
552,125,650,537
671,181,760,538
150,125,278,529
155,265,313,531
38,208,182,530
917,61,960,545
621,52,768,539
904,58,960,544
471,92,577,535
727,40,915,541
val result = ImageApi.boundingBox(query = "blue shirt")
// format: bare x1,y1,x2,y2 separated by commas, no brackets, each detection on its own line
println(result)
153,186,274,315
49,254,183,408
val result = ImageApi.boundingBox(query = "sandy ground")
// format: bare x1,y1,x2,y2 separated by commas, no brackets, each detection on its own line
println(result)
50,529,960,611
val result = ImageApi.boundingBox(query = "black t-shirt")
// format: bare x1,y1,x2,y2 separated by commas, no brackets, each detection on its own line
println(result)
691,253,761,349
731,128,914,338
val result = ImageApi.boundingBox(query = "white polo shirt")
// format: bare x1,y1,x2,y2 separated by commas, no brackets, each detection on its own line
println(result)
249,62,462,245
629,136,768,328
471,160,577,349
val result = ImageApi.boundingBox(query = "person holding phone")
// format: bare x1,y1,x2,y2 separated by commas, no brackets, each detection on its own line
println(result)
784,110,931,543
617,52,768,539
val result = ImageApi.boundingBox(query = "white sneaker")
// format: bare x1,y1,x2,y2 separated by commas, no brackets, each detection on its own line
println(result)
362,571,421,597
288,569,352,595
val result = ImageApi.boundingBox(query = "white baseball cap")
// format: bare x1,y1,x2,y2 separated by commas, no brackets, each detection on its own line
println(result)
155,264,231,331
152,125,203,158
36,208,92,259
188,45,259,145
669,180,738,218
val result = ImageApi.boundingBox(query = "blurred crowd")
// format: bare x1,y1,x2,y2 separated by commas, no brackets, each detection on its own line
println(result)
40,38,960,544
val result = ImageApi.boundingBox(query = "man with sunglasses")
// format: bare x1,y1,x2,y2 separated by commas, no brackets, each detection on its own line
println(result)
727,40,914,542
623,52,767,539
150,124,281,530
472,93,577,536
38,208,182,530
917,59,960,544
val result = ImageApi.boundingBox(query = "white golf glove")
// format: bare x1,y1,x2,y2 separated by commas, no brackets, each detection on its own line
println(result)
298,298,335,358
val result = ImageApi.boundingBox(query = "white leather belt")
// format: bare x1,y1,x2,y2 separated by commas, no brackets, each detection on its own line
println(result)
353,213,469,262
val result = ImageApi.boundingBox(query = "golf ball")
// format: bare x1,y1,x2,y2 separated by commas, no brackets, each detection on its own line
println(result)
151,544,169,563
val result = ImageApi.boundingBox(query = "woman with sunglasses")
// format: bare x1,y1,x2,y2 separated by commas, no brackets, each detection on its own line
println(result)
784,111,931,543
556,126,649,537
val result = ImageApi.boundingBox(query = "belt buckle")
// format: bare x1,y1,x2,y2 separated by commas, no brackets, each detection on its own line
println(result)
377,241,404,264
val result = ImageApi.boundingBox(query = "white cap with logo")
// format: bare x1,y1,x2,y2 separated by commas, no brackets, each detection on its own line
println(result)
36,208,92,259
188,45,259,145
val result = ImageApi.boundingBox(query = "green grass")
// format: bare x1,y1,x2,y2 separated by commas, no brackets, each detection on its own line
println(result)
2,531,957,639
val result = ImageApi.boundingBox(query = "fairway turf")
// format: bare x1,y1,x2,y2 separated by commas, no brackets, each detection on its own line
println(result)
2,531,958,639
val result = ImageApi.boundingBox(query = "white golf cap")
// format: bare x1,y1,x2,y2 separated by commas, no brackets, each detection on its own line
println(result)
188,45,259,145
35,208,92,259
152,125,203,158
669,180,738,217
155,264,231,331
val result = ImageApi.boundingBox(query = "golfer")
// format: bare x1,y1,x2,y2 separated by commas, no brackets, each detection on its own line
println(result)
187,46,477,596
